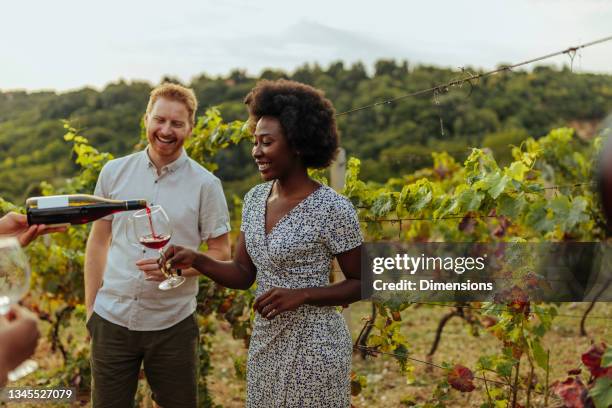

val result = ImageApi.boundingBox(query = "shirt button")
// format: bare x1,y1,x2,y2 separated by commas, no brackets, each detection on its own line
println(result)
134,297,138,301
154,180,158,184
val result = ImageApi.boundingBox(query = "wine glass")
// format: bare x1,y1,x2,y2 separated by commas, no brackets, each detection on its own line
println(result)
0,236,39,381
126,205,185,290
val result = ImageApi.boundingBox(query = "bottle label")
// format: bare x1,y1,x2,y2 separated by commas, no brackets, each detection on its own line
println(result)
37,196,69,209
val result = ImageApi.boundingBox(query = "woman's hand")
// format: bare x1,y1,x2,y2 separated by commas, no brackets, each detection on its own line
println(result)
253,288,309,319
164,245,198,270
0,212,67,247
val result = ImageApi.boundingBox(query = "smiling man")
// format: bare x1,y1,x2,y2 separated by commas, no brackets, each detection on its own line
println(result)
84,83,231,408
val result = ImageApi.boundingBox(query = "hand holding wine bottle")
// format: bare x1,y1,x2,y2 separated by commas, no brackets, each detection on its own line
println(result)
0,212,66,247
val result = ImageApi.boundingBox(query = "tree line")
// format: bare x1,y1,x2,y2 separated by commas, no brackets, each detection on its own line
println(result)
1,60,611,203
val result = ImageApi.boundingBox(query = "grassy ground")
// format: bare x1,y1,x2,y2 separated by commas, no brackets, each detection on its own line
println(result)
206,301,611,407
4,301,610,407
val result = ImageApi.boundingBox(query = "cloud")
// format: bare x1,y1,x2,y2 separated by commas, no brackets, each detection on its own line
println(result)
204,20,433,74
2,0,610,91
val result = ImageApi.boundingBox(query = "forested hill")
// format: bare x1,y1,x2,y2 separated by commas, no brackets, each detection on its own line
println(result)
1,61,611,203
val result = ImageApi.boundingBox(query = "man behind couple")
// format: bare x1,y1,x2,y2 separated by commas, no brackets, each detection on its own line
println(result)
86,80,362,408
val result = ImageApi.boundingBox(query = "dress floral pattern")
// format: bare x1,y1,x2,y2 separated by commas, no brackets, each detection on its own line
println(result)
241,181,363,408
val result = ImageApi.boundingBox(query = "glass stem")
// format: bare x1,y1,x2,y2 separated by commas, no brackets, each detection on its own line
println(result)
159,249,171,277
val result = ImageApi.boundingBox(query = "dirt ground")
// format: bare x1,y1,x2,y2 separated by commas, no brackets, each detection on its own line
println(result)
4,301,610,407
206,301,611,407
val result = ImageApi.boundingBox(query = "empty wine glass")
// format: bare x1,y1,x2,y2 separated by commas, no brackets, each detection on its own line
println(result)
0,236,38,381
126,205,184,290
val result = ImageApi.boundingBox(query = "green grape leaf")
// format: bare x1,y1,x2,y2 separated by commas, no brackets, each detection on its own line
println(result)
530,339,549,370
549,196,589,231
549,196,571,227
590,377,612,408
472,171,509,199
526,201,554,233
488,174,510,199
602,346,612,368
496,360,514,378
372,194,396,217
398,179,433,214
566,197,589,229
477,356,493,370
506,161,529,181
433,196,454,219
497,193,526,219
457,189,485,212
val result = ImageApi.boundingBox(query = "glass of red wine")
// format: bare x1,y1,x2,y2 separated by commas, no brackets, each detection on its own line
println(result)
127,205,185,290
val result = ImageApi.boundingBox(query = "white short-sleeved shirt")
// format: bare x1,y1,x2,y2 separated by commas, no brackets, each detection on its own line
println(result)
92,147,230,331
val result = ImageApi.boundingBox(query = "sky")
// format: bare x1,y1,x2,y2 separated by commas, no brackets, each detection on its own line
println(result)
1,0,611,92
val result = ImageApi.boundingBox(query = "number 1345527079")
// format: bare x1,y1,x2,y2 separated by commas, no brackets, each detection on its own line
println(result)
1,387,75,403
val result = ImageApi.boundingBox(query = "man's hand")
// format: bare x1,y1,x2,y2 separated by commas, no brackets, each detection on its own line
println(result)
253,288,309,320
164,245,198,270
135,257,169,282
0,306,40,387
0,212,67,247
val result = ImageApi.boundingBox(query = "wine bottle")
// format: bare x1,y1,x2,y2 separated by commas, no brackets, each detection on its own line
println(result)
26,194,147,226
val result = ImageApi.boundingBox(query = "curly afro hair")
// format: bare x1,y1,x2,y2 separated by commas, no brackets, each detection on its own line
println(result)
244,79,339,168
